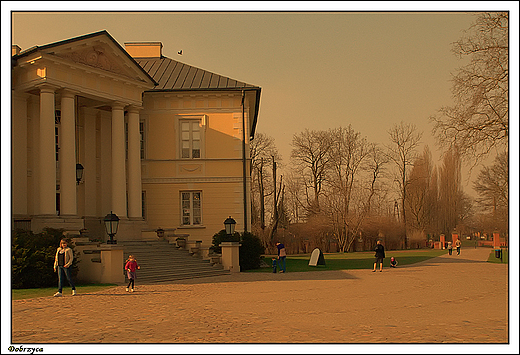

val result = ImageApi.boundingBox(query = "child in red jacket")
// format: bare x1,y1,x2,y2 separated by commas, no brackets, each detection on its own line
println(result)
124,255,140,292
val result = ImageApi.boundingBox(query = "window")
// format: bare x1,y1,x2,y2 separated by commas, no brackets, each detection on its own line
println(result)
140,121,145,159
181,191,202,226
180,120,201,159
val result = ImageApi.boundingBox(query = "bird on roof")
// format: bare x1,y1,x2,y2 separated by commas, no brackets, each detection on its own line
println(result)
178,50,183,55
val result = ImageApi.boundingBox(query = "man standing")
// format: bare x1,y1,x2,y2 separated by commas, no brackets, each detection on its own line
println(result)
276,242,287,273
455,238,462,256
373,239,385,272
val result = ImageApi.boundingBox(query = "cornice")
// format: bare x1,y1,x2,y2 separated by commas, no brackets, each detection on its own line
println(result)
142,177,246,184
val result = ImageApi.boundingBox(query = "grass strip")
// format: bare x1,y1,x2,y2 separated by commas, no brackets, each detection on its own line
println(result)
12,284,118,300
249,249,447,273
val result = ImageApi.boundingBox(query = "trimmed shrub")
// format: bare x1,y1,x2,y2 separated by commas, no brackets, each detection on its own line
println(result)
210,230,264,271
12,228,78,289
210,229,240,254
239,232,265,271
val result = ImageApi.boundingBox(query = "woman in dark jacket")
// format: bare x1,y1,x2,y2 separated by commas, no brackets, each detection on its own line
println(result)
373,240,385,272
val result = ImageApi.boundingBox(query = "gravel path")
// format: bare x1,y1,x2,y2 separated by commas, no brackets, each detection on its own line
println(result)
11,248,508,345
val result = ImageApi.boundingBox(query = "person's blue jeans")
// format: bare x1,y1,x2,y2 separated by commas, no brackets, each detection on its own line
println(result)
57,266,75,292
278,256,286,272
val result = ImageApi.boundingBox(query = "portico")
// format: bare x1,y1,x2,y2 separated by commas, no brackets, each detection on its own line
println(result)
11,31,156,237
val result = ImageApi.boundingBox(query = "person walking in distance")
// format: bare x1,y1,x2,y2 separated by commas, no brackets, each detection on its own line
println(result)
447,241,453,255
373,239,385,272
125,255,140,292
276,242,287,273
455,238,462,256
53,239,76,297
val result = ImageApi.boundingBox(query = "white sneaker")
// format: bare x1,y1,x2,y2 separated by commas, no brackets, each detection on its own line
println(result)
72,290,76,296
130,288,134,293
126,287,129,292
53,292,62,297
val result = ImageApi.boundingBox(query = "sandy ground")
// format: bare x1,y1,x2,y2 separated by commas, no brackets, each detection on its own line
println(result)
10,247,508,345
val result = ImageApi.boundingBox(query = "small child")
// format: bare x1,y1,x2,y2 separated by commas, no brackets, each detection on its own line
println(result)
390,257,398,268
272,257,277,273
124,255,140,292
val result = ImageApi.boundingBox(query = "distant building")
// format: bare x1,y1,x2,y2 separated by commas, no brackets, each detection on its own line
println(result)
11,30,261,247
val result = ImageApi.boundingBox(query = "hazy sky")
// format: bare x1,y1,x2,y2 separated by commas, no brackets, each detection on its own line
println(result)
2,4,519,353
3,4,518,194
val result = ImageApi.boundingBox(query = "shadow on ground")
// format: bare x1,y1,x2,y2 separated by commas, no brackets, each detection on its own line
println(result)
402,255,490,268
169,269,359,285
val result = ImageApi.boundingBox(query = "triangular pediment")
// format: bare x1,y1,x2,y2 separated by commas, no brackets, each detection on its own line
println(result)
55,44,129,76
26,31,156,86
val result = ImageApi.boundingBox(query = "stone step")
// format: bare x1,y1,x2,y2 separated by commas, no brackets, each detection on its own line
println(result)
135,264,221,275
118,240,228,283
124,272,229,284
134,271,230,284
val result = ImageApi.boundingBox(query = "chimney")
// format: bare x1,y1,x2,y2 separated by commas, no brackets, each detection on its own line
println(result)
124,42,163,58
12,45,21,56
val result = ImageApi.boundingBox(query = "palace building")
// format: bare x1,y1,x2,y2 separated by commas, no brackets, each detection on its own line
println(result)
11,30,261,248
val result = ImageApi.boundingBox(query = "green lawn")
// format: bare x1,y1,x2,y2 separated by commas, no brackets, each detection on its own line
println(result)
251,249,448,273
487,249,509,264
12,284,117,300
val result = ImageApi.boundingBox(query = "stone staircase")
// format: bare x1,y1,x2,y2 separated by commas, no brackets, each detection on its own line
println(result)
119,240,229,284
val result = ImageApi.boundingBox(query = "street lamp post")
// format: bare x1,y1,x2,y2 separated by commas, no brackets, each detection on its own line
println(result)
221,216,240,273
103,211,119,244
224,216,236,236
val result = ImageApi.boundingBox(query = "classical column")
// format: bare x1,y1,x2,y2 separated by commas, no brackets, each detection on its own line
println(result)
59,90,77,216
127,106,142,219
12,92,29,216
111,102,127,218
82,107,97,217
38,85,57,216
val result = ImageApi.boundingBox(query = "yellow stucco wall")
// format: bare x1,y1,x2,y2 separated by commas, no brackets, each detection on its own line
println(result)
140,91,251,246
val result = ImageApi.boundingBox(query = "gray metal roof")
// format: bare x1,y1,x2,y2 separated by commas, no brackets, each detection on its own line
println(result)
136,57,259,91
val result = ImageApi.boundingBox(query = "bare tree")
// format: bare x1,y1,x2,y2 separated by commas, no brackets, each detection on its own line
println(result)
250,133,279,230
284,170,306,224
473,150,508,232
324,126,371,252
438,146,469,234
405,146,436,234
385,122,423,249
291,129,331,215
363,143,389,216
268,155,285,242
431,12,508,164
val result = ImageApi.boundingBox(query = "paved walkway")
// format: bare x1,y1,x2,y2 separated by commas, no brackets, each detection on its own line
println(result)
11,248,508,344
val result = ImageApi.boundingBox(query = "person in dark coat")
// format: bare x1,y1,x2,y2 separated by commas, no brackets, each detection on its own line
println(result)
373,239,385,272
276,242,287,273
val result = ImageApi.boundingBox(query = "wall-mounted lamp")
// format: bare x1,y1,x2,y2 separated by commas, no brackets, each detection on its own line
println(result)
76,163,84,185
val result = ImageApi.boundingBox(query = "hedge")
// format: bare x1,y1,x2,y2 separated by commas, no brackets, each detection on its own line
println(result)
12,228,78,289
